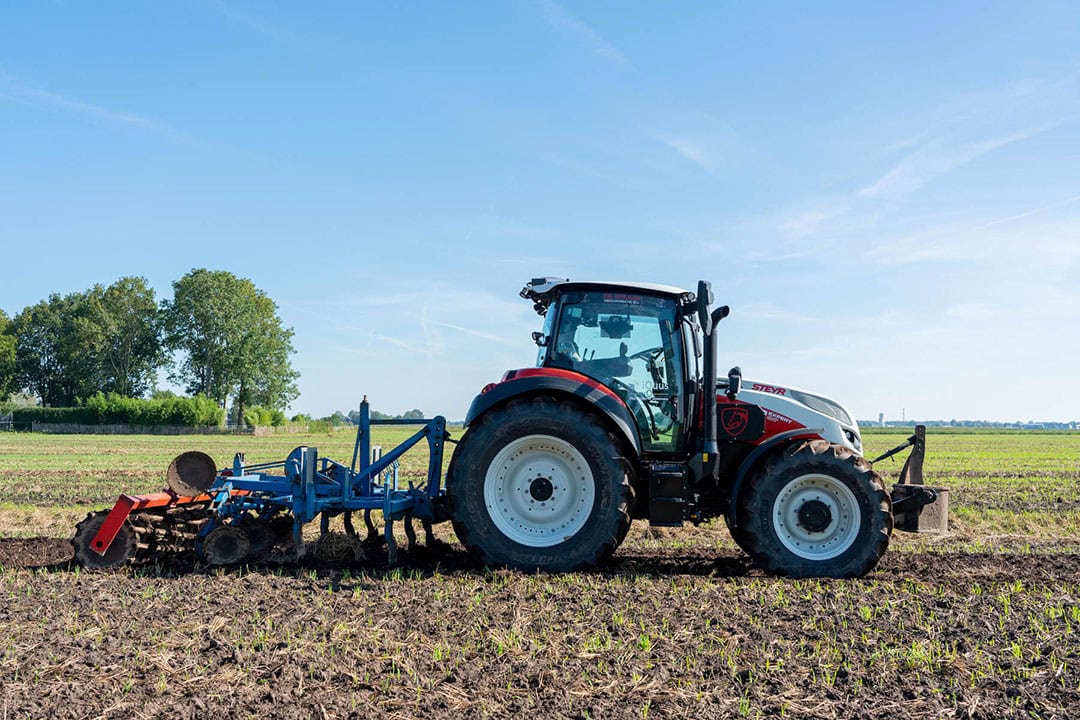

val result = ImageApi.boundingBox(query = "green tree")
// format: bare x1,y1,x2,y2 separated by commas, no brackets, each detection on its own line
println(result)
0,310,15,399
80,277,165,397
10,293,98,405
163,269,299,421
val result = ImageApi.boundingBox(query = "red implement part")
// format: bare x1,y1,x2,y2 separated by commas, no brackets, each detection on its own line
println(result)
88,490,215,556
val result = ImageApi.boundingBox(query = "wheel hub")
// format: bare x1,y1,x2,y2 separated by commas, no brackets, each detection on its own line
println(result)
483,434,595,548
771,473,861,560
796,499,832,533
529,476,554,502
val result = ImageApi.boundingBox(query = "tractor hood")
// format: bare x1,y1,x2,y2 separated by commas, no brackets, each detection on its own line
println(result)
734,380,863,453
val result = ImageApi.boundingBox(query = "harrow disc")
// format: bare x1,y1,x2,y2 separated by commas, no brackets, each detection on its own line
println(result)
167,451,217,497
240,518,276,559
202,525,250,566
73,512,136,569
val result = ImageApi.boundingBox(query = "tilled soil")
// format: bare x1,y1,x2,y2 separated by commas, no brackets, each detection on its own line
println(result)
2,535,1079,719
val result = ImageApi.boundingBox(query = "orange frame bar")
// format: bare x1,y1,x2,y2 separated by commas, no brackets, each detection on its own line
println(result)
89,490,215,556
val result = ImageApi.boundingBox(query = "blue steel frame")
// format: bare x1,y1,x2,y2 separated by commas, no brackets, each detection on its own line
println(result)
195,397,448,561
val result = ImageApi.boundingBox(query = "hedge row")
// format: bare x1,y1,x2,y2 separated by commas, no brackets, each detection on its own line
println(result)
242,406,286,427
14,393,225,426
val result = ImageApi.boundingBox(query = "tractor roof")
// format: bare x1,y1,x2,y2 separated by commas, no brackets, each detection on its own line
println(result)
521,278,696,314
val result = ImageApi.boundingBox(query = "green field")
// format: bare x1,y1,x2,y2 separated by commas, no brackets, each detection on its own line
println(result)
1,427,1078,548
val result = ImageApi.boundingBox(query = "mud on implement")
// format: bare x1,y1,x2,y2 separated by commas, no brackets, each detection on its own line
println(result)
74,278,947,577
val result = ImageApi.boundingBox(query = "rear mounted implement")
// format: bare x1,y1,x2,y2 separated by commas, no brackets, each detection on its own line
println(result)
73,397,450,568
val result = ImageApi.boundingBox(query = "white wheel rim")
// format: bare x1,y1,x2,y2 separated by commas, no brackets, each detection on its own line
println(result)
484,434,595,548
772,473,861,560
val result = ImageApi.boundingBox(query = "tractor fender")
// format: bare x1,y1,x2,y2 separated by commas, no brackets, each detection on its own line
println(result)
464,369,642,456
726,427,824,527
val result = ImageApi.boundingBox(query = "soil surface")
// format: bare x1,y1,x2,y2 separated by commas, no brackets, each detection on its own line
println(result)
2,534,1078,719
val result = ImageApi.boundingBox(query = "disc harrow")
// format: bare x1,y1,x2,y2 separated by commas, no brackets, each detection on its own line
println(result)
72,503,211,568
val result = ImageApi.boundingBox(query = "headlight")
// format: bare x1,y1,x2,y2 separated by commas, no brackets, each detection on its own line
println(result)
789,389,853,426
844,429,862,452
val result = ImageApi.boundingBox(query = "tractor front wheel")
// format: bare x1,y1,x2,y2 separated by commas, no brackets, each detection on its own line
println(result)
448,397,634,572
736,440,892,578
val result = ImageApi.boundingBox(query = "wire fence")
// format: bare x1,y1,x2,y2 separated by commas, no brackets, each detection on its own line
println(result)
0,413,33,431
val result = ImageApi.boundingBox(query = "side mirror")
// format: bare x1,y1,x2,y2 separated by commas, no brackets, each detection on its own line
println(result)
696,280,714,335
531,332,547,347
726,366,742,400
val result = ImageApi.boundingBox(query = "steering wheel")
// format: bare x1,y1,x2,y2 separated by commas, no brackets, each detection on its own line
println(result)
629,346,664,361
609,377,661,439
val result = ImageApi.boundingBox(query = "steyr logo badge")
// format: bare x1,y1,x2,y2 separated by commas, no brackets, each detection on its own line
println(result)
721,406,749,436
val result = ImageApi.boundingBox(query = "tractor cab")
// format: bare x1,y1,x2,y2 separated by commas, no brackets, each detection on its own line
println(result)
523,279,701,454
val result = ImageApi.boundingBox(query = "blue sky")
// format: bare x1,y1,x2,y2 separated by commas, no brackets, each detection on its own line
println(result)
2,2,1079,422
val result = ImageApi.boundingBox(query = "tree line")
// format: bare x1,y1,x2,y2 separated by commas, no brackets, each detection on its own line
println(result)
0,269,298,423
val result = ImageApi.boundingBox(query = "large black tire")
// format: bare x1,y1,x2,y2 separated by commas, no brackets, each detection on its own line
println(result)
736,440,892,578
448,396,635,572
724,513,753,555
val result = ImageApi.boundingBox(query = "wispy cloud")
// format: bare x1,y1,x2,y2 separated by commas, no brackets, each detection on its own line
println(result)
867,198,1080,267
656,135,716,174
859,119,1068,200
537,0,629,66
370,331,420,352
650,113,745,177
426,320,520,348
0,71,253,155
0,72,172,132
873,78,1055,158
977,191,1080,230
202,0,286,41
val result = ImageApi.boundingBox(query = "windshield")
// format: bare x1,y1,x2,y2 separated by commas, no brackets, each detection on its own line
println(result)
546,291,683,452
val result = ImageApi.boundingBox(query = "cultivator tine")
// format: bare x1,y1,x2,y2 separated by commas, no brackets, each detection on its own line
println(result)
292,519,305,557
343,511,358,540
363,509,382,545
422,519,437,547
384,519,398,565
320,513,331,536
404,516,417,551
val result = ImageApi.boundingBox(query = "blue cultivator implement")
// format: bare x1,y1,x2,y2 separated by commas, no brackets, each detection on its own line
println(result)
72,397,451,568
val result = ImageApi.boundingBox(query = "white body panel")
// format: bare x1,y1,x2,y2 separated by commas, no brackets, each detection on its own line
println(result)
736,380,863,453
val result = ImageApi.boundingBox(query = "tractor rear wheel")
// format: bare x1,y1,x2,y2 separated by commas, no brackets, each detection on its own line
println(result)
736,440,892,578
448,397,634,572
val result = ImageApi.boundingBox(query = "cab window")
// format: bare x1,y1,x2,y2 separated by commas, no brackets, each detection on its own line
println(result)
548,292,683,452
